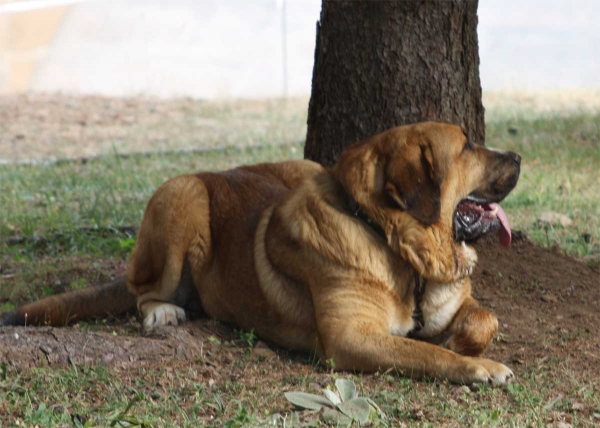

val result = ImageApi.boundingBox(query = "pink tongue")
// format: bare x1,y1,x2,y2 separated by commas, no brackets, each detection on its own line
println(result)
488,203,511,247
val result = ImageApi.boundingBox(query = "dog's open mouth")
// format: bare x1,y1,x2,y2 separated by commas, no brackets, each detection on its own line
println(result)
454,199,512,247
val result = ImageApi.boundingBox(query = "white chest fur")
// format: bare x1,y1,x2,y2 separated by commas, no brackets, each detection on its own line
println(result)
390,315,416,337
388,279,467,338
416,280,468,337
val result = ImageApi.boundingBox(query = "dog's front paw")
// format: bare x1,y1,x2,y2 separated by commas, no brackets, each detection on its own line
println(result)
462,358,514,386
455,242,477,278
398,239,477,284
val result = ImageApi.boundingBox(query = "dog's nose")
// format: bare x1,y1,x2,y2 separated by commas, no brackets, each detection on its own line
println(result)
512,153,521,166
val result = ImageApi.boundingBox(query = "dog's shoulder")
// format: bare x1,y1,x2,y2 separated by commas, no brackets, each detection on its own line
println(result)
194,160,323,196
268,172,399,283
238,159,324,189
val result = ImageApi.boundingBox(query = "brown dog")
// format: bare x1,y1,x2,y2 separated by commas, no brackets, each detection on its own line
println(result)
2,122,520,385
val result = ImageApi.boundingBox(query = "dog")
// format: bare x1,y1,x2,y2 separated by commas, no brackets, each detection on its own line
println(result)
2,122,521,385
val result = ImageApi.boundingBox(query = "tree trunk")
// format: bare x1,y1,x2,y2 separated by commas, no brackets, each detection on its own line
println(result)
305,0,484,166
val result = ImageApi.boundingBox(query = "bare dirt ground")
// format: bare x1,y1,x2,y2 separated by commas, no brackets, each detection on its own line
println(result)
0,94,308,163
2,234,598,387
473,233,599,380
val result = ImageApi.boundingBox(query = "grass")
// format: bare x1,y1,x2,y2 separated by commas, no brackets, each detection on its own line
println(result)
0,143,303,240
1,345,598,427
1,107,598,262
1,94,599,426
486,112,600,259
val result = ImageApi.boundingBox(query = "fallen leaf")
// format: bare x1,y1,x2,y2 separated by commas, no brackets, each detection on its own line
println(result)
285,392,334,411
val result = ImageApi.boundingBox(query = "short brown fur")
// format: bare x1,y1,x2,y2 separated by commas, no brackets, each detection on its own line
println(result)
4,122,520,385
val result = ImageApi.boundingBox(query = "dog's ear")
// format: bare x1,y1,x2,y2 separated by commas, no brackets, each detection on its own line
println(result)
331,137,383,208
384,141,445,225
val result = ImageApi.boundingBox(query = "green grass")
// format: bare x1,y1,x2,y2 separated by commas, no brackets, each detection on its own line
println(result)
1,110,598,260
1,350,598,427
486,112,600,258
1,143,303,241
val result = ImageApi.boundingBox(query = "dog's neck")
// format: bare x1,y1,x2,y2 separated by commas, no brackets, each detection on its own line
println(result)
408,271,427,336
339,182,427,335
345,194,387,241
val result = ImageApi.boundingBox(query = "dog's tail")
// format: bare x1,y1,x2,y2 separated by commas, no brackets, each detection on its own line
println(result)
1,276,136,326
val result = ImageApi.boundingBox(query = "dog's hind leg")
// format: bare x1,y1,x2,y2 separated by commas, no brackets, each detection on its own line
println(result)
442,297,498,357
126,175,211,330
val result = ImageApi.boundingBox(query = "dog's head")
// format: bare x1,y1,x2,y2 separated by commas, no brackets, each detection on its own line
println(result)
333,122,521,247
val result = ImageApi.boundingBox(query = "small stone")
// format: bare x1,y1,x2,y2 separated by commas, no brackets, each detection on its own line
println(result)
451,385,471,397
253,341,275,357
538,212,573,228
308,383,321,392
571,402,584,411
541,294,558,303
558,181,571,195
554,423,572,428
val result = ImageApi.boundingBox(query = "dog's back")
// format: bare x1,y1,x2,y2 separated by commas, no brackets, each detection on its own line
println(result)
1,160,323,327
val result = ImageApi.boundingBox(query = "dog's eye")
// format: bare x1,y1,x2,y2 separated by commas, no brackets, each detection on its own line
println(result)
462,141,475,152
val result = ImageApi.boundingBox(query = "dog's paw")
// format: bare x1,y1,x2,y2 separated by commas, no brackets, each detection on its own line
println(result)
141,301,186,330
455,242,478,278
463,358,514,386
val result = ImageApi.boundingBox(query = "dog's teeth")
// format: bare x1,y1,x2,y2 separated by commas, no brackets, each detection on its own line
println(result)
490,206,498,216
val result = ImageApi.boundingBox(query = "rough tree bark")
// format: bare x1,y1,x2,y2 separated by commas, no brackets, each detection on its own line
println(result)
305,0,484,166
